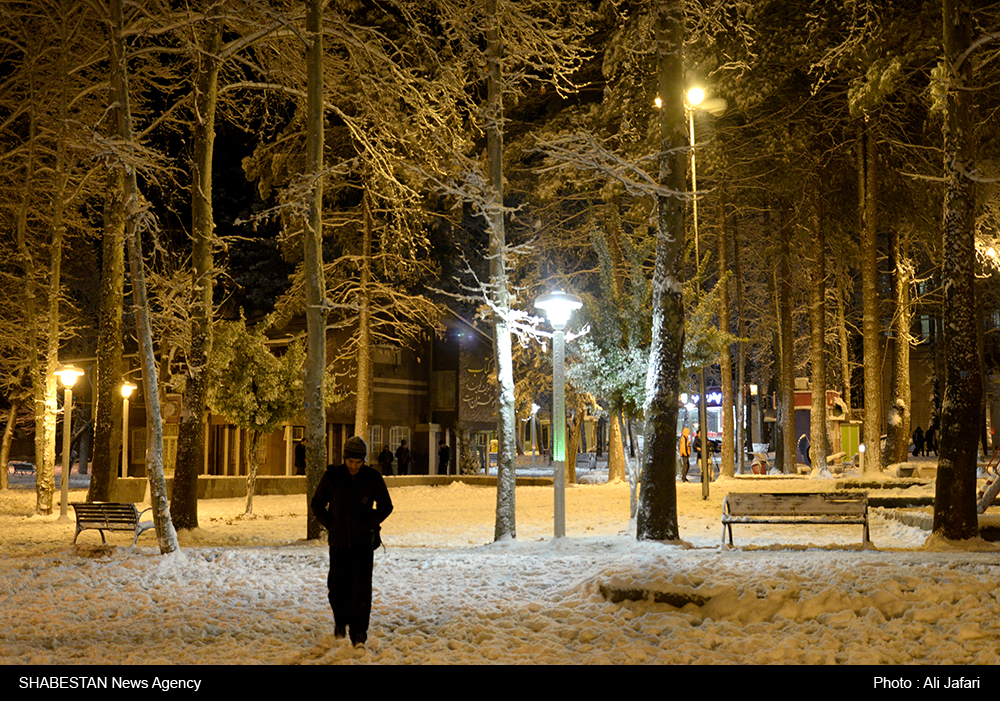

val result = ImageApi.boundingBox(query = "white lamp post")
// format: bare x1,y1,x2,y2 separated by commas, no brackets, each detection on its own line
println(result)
536,289,582,538
531,402,540,467
120,382,137,479
55,366,84,521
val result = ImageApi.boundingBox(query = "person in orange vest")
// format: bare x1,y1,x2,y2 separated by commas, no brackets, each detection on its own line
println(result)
679,426,692,482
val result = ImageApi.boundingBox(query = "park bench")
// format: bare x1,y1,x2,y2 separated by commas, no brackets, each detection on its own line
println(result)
721,491,870,547
71,502,155,546
10,461,35,475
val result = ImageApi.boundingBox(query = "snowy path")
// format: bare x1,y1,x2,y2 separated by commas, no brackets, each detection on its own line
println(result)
3,477,1000,666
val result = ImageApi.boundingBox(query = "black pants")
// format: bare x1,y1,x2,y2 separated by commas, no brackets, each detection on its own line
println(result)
327,544,375,644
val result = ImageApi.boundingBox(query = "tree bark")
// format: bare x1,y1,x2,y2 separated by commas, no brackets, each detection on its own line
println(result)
304,0,328,541
0,401,19,490
172,23,222,530
809,182,829,475
777,215,795,473
14,84,56,515
933,0,981,540
882,227,912,468
89,155,124,503
834,262,853,411
354,187,374,441
111,0,179,553
717,196,734,478
859,123,883,472
734,217,746,472
607,408,627,483
486,0,517,541
637,1,684,542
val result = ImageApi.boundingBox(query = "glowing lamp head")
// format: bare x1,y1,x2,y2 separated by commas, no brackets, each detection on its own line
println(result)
55,366,84,388
535,289,582,330
121,382,137,399
687,87,705,107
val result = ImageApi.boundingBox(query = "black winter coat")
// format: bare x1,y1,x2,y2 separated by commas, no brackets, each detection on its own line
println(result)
311,463,393,548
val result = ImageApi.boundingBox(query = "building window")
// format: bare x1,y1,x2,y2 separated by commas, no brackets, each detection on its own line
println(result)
389,426,410,451
133,428,146,464
163,423,179,473
369,425,383,452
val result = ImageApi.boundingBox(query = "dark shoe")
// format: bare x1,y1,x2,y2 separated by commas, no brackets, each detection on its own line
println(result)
334,626,347,639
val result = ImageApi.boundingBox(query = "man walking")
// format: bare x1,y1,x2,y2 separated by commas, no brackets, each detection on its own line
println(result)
311,436,393,647
395,439,411,476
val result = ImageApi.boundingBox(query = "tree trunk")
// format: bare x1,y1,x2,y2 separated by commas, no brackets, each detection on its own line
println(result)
89,151,125,502
14,93,56,515
172,25,222,530
486,0,517,541
933,0,981,540
245,430,262,516
882,227,912,468
734,217,746,472
859,123,883,472
0,401,18,490
637,1,684,542
111,0,178,554
304,0,328,541
456,423,480,475
607,408,627,483
567,405,583,485
809,182,829,475
777,216,796,473
717,196,734,478
354,187,374,441
91,8,127,500
835,262,853,411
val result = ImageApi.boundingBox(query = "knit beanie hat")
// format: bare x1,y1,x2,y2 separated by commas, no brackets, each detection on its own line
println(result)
344,436,367,460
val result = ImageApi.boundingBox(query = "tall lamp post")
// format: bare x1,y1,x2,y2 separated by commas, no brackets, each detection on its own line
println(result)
56,366,84,521
121,382,137,479
686,86,726,499
536,289,582,538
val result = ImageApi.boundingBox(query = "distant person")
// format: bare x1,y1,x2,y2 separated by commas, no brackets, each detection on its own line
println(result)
377,444,393,475
924,423,937,456
294,440,306,475
693,429,702,475
395,439,410,476
438,439,451,475
311,436,393,648
798,433,811,468
913,426,925,457
679,427,691,482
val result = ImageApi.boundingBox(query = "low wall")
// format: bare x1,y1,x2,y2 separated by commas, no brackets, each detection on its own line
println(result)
117,474,552,501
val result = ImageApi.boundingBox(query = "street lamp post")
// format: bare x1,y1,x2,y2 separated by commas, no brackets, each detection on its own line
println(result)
531,402,540,467
686,87,727,499
536,289,582,538
55,366,84,521
121,382,137,479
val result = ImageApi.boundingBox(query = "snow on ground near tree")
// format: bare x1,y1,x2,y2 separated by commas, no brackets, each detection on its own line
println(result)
3,465,1000,666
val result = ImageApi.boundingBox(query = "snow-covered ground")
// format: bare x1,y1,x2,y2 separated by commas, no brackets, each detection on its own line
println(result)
3,461,1000,668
